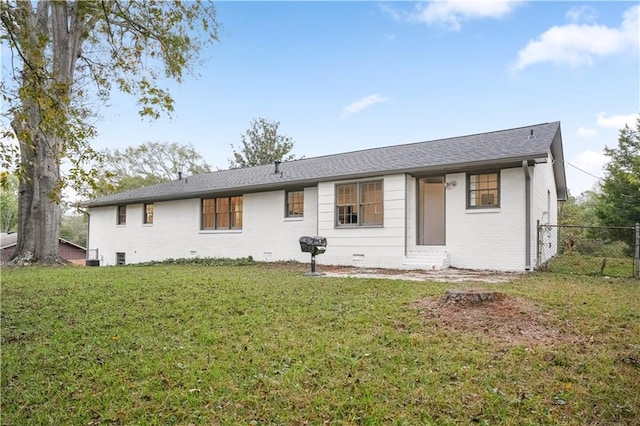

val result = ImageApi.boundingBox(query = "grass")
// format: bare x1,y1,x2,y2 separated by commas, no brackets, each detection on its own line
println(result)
544,253,636,278
2,263,639,425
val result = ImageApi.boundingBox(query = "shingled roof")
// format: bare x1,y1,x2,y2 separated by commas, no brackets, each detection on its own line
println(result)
85,121,566,207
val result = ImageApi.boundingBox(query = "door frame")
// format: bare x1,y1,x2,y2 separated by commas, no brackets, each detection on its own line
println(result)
417,176,446,245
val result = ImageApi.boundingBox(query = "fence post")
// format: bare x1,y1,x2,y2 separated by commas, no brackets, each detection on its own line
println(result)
536,220,541,269
635,223,639,279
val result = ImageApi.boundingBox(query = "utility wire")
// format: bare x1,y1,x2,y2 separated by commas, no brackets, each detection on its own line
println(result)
565,161,604,181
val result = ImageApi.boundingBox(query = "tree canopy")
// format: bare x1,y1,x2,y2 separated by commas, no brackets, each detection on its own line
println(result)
0,1,219,264
97,142,212,195
558,190,599,227
229,117,297,168
595,117,640,228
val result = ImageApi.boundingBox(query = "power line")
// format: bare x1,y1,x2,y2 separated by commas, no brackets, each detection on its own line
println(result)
565,161,604,181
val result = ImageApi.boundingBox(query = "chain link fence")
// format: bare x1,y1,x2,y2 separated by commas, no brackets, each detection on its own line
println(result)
537,222,640,279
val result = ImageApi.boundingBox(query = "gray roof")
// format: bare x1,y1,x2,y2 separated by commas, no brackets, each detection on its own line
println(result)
85,121,566,207
0,232,17,249
0,233,86,250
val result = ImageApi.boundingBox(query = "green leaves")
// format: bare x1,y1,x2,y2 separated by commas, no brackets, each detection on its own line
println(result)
2,1,219,263
2,0,220,199
229,117,298,168
596,116,640,231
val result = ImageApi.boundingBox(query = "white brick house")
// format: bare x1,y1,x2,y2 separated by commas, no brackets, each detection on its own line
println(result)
84,122,567,271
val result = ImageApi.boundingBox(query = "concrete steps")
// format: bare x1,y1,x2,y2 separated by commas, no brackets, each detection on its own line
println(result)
403,247,449,270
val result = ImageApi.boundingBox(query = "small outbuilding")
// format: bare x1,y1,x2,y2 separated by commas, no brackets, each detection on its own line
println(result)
0,233,87,265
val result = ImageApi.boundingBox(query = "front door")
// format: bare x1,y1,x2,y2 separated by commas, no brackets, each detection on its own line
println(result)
418,177,445,245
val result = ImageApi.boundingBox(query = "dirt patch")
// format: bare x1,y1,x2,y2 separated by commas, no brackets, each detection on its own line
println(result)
319,265,521,284
285,263,574,348
413,292,577,347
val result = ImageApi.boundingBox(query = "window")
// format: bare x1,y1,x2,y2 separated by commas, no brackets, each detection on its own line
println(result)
202,196,243,230
117,205,126,225
216,198,229,229
286,190,304,217
143,203,154,224
468,172,499,208
116,252,126,265
230,196,243,229
360,181,383,225
336,180,383,227
202,199,214,229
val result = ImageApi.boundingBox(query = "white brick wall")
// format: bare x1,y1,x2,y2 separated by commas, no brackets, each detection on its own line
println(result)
88,188,318,266
531,153,559,265
445,168,527,271
88,163,559,271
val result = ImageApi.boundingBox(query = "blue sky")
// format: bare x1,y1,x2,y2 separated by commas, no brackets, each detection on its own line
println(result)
93,1,638,196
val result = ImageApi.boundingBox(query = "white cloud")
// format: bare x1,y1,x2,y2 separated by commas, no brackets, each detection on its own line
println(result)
565,6,597,24
596,112,637,130
341,94,389,119
512,5,639,71
380,0,522,31
566,150,608,195
378,3,403,22
416,0,521,30
577,127,597,138
573,150,608,174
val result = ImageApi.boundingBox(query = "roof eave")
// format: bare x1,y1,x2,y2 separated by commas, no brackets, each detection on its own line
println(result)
85,153,549,208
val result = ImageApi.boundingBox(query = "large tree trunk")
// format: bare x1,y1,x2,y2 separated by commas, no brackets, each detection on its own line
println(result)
11,137,63,265
10,80,65,265
11,134,37,263
9,1,82,265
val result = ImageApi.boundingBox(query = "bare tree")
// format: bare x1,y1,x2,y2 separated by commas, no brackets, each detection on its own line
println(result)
97,142,212,195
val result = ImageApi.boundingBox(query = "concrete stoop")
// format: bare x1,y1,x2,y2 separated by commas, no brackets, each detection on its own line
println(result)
403,247,450,271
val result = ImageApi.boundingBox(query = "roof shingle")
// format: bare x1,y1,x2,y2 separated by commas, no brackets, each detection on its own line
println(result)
85,121,565,207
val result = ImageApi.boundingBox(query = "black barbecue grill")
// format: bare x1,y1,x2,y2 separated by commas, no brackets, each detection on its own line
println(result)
299,236,327,275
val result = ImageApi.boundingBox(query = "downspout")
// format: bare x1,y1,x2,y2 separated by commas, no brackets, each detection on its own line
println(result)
404,174,408,256
76,205,90,263
522,160,531,270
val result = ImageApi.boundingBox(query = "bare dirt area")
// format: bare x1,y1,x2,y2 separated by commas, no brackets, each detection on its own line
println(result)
319,265,522,284
413,290,577,348
268,262,575,347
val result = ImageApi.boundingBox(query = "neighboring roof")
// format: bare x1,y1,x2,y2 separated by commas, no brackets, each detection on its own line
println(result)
0,232,17,249
0,233,86,251
85,121,567,208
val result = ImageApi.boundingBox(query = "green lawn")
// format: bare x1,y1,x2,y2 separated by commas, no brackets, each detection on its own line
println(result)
544,253,636,278
2,264,639,425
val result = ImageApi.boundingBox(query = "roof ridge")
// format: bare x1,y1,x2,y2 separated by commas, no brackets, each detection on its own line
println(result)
84,121,562,207
247,121,558,167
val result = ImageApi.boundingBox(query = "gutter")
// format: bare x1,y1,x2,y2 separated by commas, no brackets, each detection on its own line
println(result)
84,155,549,208
522,160,531,270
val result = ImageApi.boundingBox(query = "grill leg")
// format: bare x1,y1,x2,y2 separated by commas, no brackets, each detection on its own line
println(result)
311,253,316,273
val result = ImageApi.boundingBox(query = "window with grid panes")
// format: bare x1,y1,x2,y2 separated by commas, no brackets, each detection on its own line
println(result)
117,205,126,225
143,203,154,224
202,197,243,230
286,190,304,217
360,181,383,225
201,199,215,229
336,181,383,226
230,196,243,229
467,172,499,208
